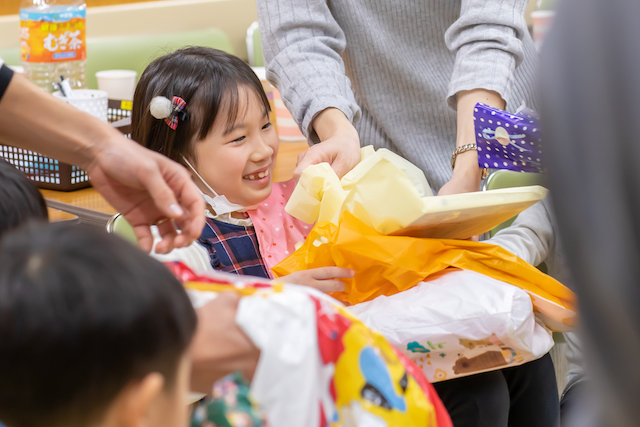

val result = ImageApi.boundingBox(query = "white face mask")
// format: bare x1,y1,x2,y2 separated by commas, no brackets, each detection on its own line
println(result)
182,156,258,215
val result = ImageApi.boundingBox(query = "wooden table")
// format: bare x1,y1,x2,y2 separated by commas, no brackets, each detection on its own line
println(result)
41,188,118,215
40,141,308,226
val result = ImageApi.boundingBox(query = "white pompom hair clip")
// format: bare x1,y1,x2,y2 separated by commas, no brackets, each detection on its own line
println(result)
150,95,188,130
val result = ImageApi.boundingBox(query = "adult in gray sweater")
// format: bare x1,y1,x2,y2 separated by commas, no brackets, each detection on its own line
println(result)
258,0,557,426
258,0,538,194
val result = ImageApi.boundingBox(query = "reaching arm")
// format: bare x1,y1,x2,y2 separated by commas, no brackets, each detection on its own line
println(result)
440,89,506,195
190,293,260,392
0,67,205,253
440,0,529,196
258,0,361,179
293,107,361,181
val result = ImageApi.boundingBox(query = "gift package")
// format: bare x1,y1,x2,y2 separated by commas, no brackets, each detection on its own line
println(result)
269,146,575,383
168,262,451,427
285,146,546,239
349,269,555,382
474,102,544,173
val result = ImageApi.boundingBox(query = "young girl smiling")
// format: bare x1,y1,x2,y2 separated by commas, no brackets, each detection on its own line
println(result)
132,46,353,292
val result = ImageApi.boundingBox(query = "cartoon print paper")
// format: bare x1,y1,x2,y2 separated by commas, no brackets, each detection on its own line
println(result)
349,270,555,382
168,262,452,427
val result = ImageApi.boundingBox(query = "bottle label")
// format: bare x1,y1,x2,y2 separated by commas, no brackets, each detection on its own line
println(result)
19,8,87,63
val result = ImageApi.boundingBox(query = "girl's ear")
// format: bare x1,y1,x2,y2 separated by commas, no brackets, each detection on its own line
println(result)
106,373,165,427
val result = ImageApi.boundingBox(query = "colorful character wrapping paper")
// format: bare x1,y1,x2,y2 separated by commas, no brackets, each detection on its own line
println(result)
191,373,266,427
474,102,544,173
167,262,452,427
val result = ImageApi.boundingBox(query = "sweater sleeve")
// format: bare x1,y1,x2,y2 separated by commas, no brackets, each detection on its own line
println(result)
444,0,528,110
257,0,361,143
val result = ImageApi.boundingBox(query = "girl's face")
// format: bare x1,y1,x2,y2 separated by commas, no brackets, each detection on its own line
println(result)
191,86,279,207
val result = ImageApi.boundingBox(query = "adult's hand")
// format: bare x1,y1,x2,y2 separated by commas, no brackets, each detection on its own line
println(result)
293,108,361,181
0,71,205,253
438,89,505,196
86,140,205,253
189,292,260,393
437,150,483,196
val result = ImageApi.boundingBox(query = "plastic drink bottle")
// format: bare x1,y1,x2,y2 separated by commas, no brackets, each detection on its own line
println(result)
20,0,87,93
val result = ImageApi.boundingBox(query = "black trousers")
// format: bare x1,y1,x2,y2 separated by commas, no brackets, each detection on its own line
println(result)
433,353,559,427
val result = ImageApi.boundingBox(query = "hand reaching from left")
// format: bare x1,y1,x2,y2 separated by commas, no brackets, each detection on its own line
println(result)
87,139,205,253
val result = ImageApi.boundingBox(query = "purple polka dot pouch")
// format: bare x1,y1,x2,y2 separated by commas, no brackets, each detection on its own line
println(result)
474,102,544,173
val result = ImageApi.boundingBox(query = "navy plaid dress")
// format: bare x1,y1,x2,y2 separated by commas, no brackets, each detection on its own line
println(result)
197,217,270,279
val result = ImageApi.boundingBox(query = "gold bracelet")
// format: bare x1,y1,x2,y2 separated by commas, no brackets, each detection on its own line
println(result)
451,143,489,179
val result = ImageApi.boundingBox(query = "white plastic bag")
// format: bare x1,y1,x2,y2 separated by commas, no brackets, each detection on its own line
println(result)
348,270,554,383
236,285,446,426
236,287,323,426
170,262,449,426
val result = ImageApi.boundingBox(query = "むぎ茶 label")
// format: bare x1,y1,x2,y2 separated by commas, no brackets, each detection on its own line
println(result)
19,8,87,63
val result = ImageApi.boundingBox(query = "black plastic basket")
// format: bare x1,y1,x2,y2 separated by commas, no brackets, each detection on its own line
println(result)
0,99,132,191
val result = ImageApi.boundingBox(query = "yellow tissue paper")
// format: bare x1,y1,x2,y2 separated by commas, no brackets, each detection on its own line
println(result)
272,212,576,331
285,146,547,239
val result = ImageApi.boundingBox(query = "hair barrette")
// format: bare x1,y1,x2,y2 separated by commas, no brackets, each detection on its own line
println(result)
150,96,189,130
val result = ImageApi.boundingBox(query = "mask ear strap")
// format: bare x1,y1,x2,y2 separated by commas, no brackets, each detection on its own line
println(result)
182,156,220,197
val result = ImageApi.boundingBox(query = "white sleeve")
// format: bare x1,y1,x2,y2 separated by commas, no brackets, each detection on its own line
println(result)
150,228,213,274
486,197,555,267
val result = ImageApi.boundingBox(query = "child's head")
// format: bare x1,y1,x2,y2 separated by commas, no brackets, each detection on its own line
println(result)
0,223,197,427
132,47,279,209
0,158,48,236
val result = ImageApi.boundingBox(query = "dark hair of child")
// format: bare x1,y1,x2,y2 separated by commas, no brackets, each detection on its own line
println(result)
0,222,197,427
0,158,48,236
132,46,271,167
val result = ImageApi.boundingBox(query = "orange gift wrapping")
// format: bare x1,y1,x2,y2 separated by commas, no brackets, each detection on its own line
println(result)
272,211,576,332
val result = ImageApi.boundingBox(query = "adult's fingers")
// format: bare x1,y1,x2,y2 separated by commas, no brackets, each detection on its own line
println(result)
292,149,312,182
137,155,187,220
140,153,205,249
132,224,154,253
153,219,180,255
330,155,356,178
171,183,206,247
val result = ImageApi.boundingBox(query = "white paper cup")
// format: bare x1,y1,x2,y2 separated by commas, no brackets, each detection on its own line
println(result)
95,69,138,101
53,89,108,122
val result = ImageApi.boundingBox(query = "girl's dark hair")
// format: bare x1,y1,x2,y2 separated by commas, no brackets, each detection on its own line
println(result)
0,223,197,427
0,158,48,235
132,46,270,165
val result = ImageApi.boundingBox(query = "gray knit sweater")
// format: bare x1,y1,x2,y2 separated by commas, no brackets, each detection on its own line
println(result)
257,0,538,191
